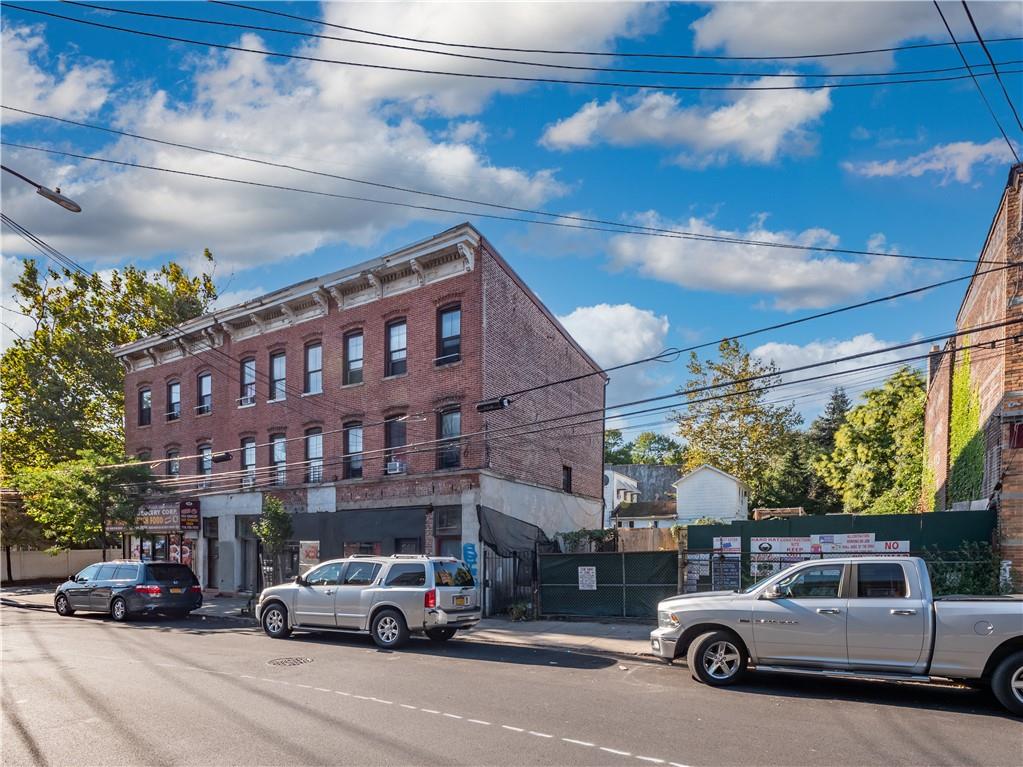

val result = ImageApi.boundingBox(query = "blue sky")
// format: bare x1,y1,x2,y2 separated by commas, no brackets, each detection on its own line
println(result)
2,1,1021,434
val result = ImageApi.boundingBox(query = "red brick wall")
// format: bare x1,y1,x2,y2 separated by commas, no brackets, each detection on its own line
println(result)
479,242,605,501
924,344,952,510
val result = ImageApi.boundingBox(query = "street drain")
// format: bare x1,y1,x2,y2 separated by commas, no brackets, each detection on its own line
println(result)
267,657,313,667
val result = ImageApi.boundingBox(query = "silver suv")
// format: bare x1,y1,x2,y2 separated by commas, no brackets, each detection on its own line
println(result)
256,555,481,649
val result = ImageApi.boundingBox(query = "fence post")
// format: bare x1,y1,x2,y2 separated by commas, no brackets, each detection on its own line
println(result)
621,551,627,618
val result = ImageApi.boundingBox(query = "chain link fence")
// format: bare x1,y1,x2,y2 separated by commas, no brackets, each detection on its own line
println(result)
538,551,677,618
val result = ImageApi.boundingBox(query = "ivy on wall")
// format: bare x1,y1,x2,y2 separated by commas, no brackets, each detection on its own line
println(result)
947,345,985,504
920,435,937,512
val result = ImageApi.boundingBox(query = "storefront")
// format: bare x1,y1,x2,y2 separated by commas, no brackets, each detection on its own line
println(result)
111,499,201,576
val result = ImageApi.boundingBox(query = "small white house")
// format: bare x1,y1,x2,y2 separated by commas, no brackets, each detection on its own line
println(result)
603,469,639,527
673,465,749,525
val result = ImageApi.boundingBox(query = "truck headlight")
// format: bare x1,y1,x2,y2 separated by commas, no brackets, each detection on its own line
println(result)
658,611,680,629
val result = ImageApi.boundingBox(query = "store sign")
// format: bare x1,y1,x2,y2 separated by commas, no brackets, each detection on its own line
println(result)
299,540,320,569
178,499,200,530
577,566,597,591
108,502,180,532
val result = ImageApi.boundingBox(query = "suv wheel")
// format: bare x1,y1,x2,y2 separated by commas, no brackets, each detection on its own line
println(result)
426,628,456,642
261,603,292,639
687,630,748,686
991,650,1023,716
371,609,410,649
54,594,75,616
110,597,129,622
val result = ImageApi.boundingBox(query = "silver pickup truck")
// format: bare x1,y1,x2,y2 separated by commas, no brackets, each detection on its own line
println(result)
650,556,1023,715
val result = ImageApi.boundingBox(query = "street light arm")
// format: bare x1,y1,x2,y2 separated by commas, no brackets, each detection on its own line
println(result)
1,164,82,213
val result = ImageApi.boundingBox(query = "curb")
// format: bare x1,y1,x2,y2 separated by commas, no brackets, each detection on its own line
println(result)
456,633,659,666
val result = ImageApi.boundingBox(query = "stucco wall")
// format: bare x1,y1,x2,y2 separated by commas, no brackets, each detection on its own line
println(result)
675,469,747,523
2,549,121,583
478,472,601,538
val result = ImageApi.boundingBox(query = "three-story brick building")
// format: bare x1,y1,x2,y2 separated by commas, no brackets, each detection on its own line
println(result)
116,224,606,599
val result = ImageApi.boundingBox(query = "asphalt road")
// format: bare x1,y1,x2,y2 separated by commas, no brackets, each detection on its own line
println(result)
2,605,1020,767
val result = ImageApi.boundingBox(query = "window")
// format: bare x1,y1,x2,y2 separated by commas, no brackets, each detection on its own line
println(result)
137,450,151,462
304,343,322,394
241,438,256,488
385,563,426,586
437,409,461,469
166,381,181,421
434,506,461,535
343,542,382,556
75,564,101,582
138,388,152,426
344,331,364,385
384,416,406,466
433,561,474,587
239,358,256,406
395,538,420,554
437,305,461,364
343,561,381,585
304,563,343,586
269,352,286,401
305,428,323,483
196,372,212,415
856,563,907,598
95,564,118,581
343,422,363,479
386,319,407,376
777,565,844,598
1011,422,1023,449
166,449,180,478
113,565,139,581
197,445,212,488
562,465,573,493
270,434,287,486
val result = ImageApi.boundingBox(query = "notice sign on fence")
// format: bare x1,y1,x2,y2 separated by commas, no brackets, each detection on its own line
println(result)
577,566,597,591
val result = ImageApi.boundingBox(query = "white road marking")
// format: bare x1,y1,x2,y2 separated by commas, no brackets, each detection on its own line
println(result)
529,731,553,738
400,704,417,710
601,747,633,756
335,691,351,697
421,708,441,714
467,719,491,725
669,763,692,767
443,713,462,719
636,757,665,764
372,698,393,705
502,725,525,732
353,695,372,700
296,684,312,689
240,675,256,679
562,739,594,747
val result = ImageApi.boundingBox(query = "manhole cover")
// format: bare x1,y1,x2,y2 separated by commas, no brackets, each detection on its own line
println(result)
267,657,313,667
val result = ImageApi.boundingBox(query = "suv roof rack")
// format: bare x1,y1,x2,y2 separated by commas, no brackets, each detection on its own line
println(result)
390,554,431,559
347,554,381,559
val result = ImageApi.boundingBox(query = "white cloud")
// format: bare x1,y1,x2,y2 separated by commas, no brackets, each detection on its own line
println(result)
842,139,1015,184
557,303,672,405
1,24,112,124
540,80,831,164
752,333,918,408
1,4,664,271
691,1,1022,72
607,213,910,310
443,121,489,144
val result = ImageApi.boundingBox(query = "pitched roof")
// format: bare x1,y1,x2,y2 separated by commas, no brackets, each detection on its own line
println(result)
673,464,748,489
604,464,682,502
613,500,677,519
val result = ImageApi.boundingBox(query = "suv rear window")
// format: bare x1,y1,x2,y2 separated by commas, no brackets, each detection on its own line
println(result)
145,564,198,583
113,565,140,581
433,561,474,587
385,564,426,586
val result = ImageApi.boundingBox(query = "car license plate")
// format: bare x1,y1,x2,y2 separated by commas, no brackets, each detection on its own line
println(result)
454,596,467,606
169,587,184,594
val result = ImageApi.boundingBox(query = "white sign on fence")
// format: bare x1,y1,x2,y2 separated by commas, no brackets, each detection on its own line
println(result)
577,566,597,591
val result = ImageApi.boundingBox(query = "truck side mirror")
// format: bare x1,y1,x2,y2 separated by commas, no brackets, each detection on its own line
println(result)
762,585,782,600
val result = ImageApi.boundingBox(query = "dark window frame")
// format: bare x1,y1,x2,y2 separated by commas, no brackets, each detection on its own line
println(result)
343,421,364,479
196,372,212,415
240,438,256,487
437,408,461,469
343,330,364,385
166,449,180,478
270,433,287,486
138,388,152,426
166,381,181,421
384,416,407,468
197,445,213,488
385,319,407,377
269,351,287,401
436,304,461,364
239,357,256,406
305,427,323,483
562,465,573,493
304,342,323,394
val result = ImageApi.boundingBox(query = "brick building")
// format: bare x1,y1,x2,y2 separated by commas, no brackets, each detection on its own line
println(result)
923,164,1023,583
115,224,606,599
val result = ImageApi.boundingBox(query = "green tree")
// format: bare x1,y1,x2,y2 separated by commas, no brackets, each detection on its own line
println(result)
0,255,217,480
807,388,851,454
253,495,293,585
815,368,926,515
758,431,813,510
947,346,984,503
671,340,802,502
603,428,633,464
629,431,685,465
14,451,154,555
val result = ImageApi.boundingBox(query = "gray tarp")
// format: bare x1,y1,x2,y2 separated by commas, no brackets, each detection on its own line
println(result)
476,505,552,560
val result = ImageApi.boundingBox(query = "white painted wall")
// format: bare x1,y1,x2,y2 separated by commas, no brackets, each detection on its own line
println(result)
674,467,749,525
479,472,601,537
198,491,263,592
602,470,638,527
2,548,121,582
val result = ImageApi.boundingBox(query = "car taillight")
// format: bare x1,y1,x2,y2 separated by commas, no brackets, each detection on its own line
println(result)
135,584,161,595
424,589,436,609
188,585,201,593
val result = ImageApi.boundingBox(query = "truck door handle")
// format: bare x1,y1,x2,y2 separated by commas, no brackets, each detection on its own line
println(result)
324,590,335,595
890,609,916,615
816,608,841,614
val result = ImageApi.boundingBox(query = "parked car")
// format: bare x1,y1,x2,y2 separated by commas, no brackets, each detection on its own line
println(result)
54,560,202,621
650,556,1023,715
256,555,481,649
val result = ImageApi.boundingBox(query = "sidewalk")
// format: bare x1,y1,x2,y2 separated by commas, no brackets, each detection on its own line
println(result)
1,585,655,661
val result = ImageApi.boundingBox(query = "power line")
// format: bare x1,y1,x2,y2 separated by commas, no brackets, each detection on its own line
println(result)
211,0,1023,63
2,137,1004,267
932,1,1020,164
961,1,1023,134
57,1,1023,81
6,4,1022,93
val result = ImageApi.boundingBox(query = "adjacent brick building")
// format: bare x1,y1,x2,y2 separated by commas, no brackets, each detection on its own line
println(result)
923,164,1023,584
116,224,605,600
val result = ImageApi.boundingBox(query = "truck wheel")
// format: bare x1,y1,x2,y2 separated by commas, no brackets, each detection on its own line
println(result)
261,603,292,639
371,609,410,649
687,630,748,687
426,628,456,642
990,650,1023,716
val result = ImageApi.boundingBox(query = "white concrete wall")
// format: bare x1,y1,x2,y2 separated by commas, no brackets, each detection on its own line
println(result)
1,549,121,582
675,469,748,524
479,472,601,536
198,491,263,592
602,470,638,527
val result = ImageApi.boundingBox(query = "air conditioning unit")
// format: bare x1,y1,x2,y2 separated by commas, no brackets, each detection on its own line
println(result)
386,461,407,475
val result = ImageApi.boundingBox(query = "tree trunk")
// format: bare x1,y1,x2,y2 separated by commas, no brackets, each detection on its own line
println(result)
4,545,12,582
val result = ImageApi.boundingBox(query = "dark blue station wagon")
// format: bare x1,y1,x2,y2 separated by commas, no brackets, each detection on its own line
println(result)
54,560,202,621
